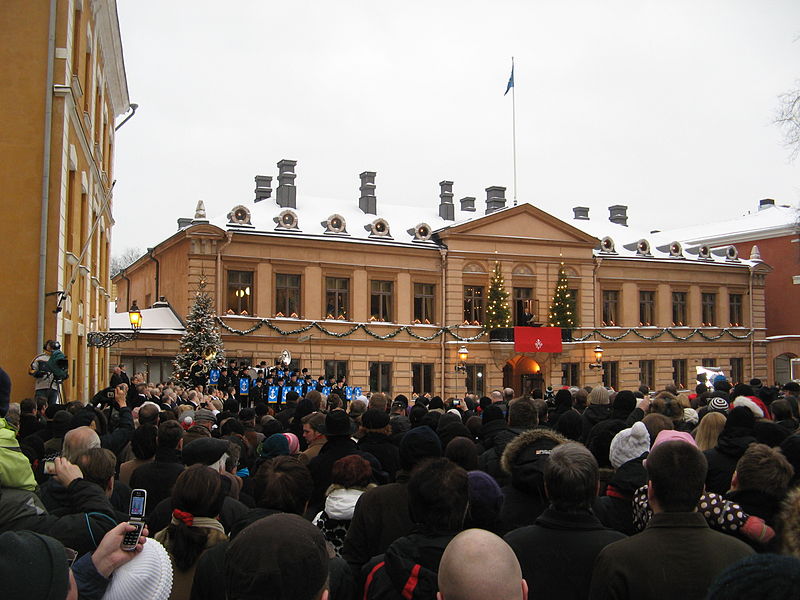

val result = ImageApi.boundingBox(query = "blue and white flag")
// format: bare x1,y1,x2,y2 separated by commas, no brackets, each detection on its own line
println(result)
208,369,220,385
504,59,514,96
239,378,250,395
268,386,279,403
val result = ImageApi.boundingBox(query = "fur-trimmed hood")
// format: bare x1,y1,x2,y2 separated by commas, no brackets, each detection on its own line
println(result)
500,427,567,494
780,485,800,557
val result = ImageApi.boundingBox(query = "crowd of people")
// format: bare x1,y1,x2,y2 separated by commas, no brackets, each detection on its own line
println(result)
3,361,800,599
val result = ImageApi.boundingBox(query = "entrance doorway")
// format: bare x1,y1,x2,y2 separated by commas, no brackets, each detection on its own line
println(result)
775,353,797,385
503,355,543,397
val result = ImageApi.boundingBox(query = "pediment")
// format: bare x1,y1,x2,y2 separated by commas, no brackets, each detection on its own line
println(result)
437,203,598,246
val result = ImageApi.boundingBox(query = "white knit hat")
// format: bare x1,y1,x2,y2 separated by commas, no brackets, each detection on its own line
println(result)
609,421,651,469
102,538,173,600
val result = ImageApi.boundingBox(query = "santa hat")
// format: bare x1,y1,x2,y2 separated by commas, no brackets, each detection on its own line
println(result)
733,396,770,420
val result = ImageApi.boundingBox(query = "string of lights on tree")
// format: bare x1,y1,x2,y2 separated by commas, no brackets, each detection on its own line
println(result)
174,278,226,384
484,262,511,329
549,263,578,328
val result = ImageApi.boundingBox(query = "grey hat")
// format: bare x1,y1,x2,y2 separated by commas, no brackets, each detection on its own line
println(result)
182,438,229,466
194,408,216,423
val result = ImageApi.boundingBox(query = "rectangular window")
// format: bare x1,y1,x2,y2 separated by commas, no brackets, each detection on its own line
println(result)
602,290,619,325
672,291,687,325
702,358,717,367
369,362,392,394
730,358,744,385
639,291,655,326
561,362,580,387
226,270,253,315
370,280,393,322
412,363,434,396
324,360,348,382
464,286,485,324
672,359,688,389
729,293,743,326
413,283,436,323
275,273,301,316
702,293,717,326
325,277,350,319
602,361,619,390
513,287,533,326
465,364,486,396
639,360,655,390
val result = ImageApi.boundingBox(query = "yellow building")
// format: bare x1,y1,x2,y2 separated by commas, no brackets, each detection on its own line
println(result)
112,160,771,397
0,0,130,402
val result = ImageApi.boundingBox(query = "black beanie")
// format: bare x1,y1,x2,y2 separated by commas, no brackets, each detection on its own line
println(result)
399,425,442,471
726,406,756,431
708,553,800,600
0,531,70,600
482,404,505,424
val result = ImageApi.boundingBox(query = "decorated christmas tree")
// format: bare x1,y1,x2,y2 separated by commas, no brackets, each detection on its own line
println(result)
485,262,512,329
548,263,578,328
173,277,225,384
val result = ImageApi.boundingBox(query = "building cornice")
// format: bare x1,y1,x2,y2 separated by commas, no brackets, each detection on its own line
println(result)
90,0,129,116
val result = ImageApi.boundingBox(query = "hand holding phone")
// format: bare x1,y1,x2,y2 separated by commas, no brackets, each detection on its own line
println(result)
121,489,147,552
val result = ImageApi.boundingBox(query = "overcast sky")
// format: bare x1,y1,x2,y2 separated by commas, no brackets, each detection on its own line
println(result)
111,0,799,257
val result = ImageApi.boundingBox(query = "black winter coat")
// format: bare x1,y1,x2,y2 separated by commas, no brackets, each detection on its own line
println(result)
358,433,401,482
505,508,626,600
703,428,757,494
342,471,415,577
0,480,118,555
580,404,612,443
308,437,361,512
593,457,648,535
129,447,184,509
362,532,454,600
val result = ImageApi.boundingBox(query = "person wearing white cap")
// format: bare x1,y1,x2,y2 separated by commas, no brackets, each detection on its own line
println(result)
102,537,173,600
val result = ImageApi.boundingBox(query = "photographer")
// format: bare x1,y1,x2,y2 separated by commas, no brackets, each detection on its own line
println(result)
29,340,64,405
79,383,134,456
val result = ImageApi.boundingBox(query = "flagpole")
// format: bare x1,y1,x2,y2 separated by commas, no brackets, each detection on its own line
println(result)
511,57,518,206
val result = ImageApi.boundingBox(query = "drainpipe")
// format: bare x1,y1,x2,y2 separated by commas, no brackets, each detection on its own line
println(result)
147,248,160,302
37,0,57,352
120,269,131,310
439,247,448,396
217,231,234,314
749,267,755,380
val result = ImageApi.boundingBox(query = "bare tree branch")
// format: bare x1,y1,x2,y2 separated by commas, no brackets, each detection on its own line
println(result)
110,247,144,277
776,80,800,161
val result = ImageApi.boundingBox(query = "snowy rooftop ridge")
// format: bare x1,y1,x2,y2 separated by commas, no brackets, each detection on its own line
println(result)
176,161,787,268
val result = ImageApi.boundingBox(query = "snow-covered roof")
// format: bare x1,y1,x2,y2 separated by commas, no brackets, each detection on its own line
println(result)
647,202,798,248
109,301,185,335
181,176,777,268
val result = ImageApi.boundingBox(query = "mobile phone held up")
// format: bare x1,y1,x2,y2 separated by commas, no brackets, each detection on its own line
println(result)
121,488,147,551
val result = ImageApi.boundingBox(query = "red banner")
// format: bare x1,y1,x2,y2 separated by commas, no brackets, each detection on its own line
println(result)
514,327,563,353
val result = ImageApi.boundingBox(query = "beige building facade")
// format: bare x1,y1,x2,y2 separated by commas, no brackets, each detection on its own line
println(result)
0,0,129,402
112,161,770,397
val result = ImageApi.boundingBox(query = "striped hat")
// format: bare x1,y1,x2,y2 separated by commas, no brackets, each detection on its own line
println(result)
707,397,729,413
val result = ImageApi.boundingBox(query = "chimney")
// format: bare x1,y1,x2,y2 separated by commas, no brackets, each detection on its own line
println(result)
439,181,455,221
460,196,476,212
759,198,775,211
485,186,507,214
177,217,192,229
573,206,590,220
608,205,628,226
275,159,297,208
359,171,377,215
254,175,272,202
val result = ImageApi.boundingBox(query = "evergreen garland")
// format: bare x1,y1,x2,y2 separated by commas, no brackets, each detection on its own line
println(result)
173,277,225,384
484,262,511,329
549,263,578,328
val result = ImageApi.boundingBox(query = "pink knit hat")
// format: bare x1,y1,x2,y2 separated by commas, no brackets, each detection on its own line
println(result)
282,432,300,454
651,429,697,449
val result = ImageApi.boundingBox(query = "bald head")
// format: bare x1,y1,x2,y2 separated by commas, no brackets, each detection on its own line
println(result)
63,426,101,461
490,390,504,403
438,529,527,600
